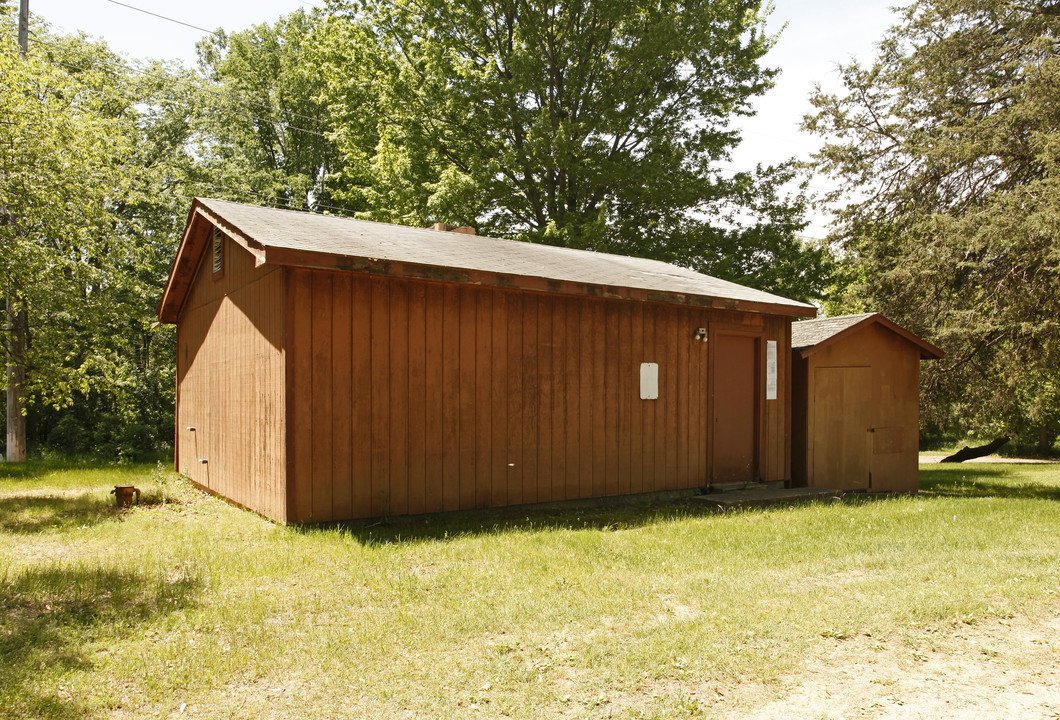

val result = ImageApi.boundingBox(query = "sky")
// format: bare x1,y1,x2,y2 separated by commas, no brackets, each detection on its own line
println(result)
24,0,899,239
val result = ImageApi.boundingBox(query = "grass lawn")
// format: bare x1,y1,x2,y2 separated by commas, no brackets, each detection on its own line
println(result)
1,461,1058,719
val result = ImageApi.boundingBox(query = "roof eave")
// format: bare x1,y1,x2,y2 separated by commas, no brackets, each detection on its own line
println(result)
158,197,817,322
156,200,204,324
263,245,818,317
157,199,268,324
796,314,944,359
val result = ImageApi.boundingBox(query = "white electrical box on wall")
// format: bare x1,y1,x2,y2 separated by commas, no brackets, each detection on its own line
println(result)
640,363,659,400
766,340,778,400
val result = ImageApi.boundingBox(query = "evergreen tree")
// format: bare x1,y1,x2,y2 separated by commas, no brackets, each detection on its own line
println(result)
806,0,1060,449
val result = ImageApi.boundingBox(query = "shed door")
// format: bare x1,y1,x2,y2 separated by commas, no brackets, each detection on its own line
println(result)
812,366,872,489
713,334,757,483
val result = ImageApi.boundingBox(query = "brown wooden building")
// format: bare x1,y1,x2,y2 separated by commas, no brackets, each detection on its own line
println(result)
158,198,817,523
790,313,943,493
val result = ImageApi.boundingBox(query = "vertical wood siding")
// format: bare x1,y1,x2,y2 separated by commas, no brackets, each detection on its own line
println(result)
791,323,921,493
285,269,792,523
176,235,287,521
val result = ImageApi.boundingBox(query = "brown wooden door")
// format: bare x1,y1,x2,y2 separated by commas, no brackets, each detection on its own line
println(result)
713,334,758,483
812,366,872,489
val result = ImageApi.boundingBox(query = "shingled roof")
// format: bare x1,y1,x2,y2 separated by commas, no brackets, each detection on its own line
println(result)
792,312,943,359
158,198,818,323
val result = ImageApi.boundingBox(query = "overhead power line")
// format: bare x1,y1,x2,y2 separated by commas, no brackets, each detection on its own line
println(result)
102,0,214,35
26,33,331,137
16,9,332,129
6,13,835,229
13,17,830,186
173,183,356,218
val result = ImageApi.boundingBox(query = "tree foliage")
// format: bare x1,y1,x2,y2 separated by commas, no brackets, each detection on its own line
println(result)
1,36,126,433
3,0,837,459
320,0,831,301
194,9,361,213
806,0,1060,448
0,16,198,458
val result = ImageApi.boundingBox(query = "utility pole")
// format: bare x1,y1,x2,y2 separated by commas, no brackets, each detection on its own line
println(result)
18,0,28,56
5,304,27,463
5,0,29,462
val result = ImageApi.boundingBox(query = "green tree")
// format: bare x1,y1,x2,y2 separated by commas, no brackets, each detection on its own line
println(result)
805,0,1060,450
194,9,363,213
1,16,199,459
73,56,203,458
0,31,130,457
319,0,830,301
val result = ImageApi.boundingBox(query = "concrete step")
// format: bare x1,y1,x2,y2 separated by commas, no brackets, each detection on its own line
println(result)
704,479,787,493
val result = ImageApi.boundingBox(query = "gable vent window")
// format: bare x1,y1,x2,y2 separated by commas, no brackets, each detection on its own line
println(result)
212,227,223,277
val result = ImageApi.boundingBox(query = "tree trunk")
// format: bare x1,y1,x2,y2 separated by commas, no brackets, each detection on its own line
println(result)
1040,424,1055,456
5,299,27,463
940,436,1010,463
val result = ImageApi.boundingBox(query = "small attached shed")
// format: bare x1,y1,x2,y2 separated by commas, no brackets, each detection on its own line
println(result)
790,313,943,493
158,198,816,523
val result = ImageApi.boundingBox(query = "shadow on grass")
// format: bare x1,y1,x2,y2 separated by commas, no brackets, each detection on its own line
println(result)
308,465,1060,545
0,494,128,534
0,462,69,483
0,565,201,719
0,489,176,535
310,492,741,546
0,458,135,482
919,465,1060,501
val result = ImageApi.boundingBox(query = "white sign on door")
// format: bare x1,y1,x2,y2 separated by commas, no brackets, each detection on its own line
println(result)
766,341,777,400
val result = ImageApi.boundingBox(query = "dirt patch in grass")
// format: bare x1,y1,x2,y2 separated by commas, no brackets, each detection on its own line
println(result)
693,613,1060,719
140,614,1060,720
